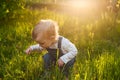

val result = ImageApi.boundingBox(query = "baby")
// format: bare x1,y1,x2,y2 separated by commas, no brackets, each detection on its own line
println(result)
25,19,78,79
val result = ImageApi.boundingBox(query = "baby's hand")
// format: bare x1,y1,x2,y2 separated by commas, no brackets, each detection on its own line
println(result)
25,47,32,54
58,59,64,67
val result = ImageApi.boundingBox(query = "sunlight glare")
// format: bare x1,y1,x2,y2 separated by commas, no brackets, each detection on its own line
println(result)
73,1,90,8
67,0,96,9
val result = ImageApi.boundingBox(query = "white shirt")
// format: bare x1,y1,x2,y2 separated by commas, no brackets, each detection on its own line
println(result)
30,36,78,64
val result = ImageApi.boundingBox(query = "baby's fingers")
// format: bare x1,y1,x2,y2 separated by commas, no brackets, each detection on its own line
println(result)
25,48,31,54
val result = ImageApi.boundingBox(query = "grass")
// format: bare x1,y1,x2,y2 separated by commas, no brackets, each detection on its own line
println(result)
0,7,120,80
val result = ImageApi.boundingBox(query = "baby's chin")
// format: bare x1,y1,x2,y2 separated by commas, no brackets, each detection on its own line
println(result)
42,45,50,48
42,42,53,48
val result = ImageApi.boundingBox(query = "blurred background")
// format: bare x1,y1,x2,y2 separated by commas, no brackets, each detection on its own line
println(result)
0,0,120,80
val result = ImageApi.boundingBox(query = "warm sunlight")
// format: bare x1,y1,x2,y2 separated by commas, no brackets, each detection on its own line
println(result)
71,1,94,8
66,0,97,10
61,0,101,21
1,0,120,79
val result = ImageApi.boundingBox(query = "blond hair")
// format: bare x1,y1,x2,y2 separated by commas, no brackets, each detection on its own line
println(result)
32,19,59,42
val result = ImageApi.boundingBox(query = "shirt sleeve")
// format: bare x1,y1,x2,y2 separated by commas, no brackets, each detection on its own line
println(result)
30,44,43,51
60,38,78,64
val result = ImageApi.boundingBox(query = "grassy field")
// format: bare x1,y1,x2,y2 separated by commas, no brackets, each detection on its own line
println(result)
0,2,120,80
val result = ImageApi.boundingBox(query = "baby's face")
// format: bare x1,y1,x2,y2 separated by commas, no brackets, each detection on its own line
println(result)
38,40,52,48
35,36,53,48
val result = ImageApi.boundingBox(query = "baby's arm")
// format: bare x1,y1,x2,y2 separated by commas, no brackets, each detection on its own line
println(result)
25,44,43,54
59,38,78,64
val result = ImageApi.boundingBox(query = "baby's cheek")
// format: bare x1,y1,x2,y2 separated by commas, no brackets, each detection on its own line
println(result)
47,42,52,47
46,40,51,45
43,42,50,48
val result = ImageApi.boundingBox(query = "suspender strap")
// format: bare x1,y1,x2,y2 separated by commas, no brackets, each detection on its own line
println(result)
58,36,63,58
58,36,63,49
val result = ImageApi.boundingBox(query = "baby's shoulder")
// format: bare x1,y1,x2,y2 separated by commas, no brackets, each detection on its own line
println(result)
61,36,70,42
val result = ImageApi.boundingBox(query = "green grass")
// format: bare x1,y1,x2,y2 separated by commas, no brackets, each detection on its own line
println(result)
0,7,120,80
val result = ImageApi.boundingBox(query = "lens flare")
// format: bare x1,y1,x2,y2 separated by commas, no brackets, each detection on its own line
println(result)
67,0,96,9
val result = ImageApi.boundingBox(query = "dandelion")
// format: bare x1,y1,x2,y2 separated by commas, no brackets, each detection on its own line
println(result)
75,73,80,80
